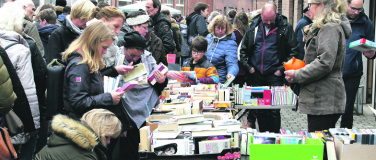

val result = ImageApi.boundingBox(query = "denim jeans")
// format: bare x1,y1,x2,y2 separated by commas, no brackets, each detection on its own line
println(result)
18,135,39,160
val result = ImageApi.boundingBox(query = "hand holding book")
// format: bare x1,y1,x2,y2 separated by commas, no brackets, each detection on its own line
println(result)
115,62,135,75
154,70,167,84
110,87,126,105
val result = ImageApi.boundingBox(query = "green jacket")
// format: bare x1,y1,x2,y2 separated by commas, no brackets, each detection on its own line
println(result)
0,55,17,116
34,115,107,160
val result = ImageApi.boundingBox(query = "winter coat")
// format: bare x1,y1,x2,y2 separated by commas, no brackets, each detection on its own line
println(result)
147,32,167,66
119,49,168,129
22,34,48,119
343,12,375,78
171,19,182,53
57,14,68,24
24,16,44,58
34,115,107,160
0,39,34,133
152,12,176,54
0,53,17,116
47,18,80,63
206,33,239,83
38,25,59,60
239,14,299,75
295,15,352,115
182,56,219,84
186,12,209,44
63,52,114,120
294,15,313,60
0,30,40,144
180,24,190,58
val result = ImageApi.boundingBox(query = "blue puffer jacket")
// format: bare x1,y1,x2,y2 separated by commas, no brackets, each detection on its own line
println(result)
206,33,239,83
343,13,375,78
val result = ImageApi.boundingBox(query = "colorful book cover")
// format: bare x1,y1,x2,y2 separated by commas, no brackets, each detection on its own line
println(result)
148,63,168,85
349,38,376,52
178,71,197,83
167,54,176,64
117,81,138,92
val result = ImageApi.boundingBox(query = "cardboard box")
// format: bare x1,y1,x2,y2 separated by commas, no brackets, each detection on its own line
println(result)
334,137,376,160
146,115,172,132
249,138,323,160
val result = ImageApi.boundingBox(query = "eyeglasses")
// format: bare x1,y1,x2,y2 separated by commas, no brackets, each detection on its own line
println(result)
130,53,142,58
192,50,205,55
215,26,226,31
348,4,363,13
308,3,321,8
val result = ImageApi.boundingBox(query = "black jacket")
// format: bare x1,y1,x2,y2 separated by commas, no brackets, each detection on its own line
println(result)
152,12,176,54
47,20,80,64
63,52,114,120
23,35,48,118
239,14,299,74
0,46,35,132
186,12,209,43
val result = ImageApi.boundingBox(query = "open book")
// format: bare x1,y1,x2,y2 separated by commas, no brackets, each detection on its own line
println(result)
122,63,148,85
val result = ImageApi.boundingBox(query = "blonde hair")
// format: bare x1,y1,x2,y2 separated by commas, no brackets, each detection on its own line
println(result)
208,15,233,36
63,21,116,73
70,0,95,20
0,2,25,32
89,6,125,22
180,20,186,25
81,109,121,146
309,0,347,34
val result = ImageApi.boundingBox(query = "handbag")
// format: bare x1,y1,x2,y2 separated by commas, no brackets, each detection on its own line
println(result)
0,127,17,160
4,110,24,137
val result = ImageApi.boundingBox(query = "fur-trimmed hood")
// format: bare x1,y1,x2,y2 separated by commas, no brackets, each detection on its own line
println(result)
51,114,98,151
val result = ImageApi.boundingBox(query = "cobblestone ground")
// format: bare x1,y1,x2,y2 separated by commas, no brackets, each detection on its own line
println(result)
280,104,376,132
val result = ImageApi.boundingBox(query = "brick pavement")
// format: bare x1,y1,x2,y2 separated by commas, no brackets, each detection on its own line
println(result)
280,104,376,132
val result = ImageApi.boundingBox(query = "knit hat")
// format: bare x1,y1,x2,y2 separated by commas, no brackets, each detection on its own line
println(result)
126,15,150,26
123,31,147,49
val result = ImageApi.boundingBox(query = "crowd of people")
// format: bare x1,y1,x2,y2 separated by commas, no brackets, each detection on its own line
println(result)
0,0,374,159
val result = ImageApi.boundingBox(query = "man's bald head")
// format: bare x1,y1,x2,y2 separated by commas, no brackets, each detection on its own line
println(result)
262,2,277,16
261,2,277,28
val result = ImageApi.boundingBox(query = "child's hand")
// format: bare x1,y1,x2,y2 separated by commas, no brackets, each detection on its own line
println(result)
226,74,234,79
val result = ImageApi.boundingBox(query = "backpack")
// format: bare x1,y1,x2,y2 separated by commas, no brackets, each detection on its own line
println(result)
46,59,66,119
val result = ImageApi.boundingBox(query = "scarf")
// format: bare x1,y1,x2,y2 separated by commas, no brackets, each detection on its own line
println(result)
65,15,84,35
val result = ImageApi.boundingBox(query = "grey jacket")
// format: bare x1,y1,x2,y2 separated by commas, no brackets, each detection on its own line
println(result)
0,30,40,144
295,16,352,115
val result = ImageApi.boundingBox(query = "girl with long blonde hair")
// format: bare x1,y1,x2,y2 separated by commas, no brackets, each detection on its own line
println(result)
62,20,126,120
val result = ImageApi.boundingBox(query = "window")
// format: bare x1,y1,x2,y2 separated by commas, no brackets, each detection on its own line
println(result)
216,9,222,14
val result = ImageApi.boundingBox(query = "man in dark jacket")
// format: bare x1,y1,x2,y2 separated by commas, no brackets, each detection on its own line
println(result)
239,2,299,133
294,6,312,60
184,2,210,64
340,0,375,129
46,0,95,63
38,9,59,61
145,0,175,55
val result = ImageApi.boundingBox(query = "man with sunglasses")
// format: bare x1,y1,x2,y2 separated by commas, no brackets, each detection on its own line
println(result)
340,0,375,129
239,2,299,133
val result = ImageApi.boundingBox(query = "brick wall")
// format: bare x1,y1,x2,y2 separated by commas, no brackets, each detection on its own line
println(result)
185,0,213,16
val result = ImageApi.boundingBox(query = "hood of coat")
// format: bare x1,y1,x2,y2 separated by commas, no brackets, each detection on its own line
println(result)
0,30,29,48
38,25,59,35
186,12,200,26
50,114,98,151
171,19,180,30
152,12,171,26
57,14,69,22
340,15,352,39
